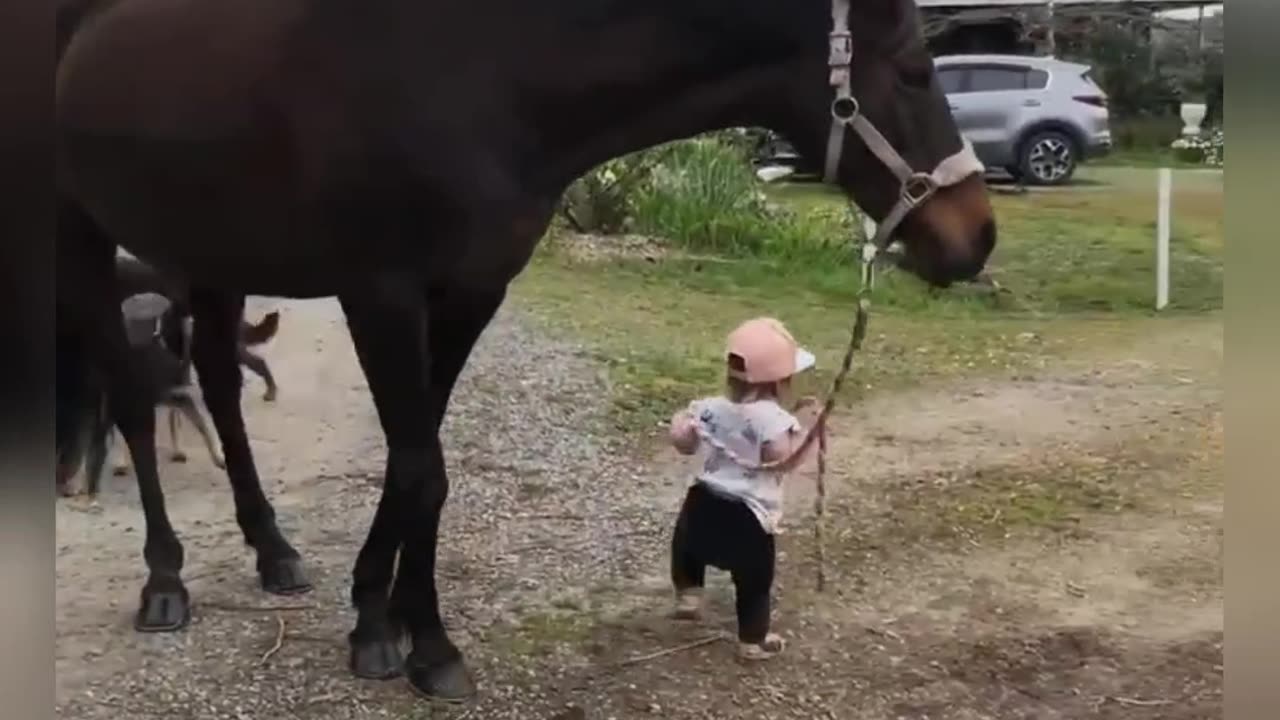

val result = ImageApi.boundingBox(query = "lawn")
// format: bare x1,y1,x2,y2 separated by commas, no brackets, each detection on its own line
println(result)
512,165,1223,436
1091,148,1208,170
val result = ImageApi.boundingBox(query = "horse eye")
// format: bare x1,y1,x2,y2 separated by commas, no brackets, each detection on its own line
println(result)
899,62,935,89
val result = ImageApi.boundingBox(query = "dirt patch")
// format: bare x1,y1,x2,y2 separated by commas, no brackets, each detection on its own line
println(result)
533,317,1222,719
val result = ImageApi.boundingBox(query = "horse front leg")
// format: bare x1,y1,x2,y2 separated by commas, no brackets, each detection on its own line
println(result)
338,282,481,700
385,285,506,686
189,290,311,595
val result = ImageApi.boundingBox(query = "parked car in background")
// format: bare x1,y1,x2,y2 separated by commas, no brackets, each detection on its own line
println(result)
751,132,818,179
935,54,1111,186
753,54,1111,187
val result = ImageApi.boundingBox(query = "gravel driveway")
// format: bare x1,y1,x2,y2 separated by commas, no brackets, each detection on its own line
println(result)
55,296,684,719
55,297,1223,720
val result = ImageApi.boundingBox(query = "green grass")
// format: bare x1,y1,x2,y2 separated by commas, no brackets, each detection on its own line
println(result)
985,168,1223,314
513,164,1222,436
484,610,596,658
1091,148,1208,169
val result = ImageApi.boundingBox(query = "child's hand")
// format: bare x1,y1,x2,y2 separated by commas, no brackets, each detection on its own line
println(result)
793,396,821,426
669,410,700,456
793,395,819,412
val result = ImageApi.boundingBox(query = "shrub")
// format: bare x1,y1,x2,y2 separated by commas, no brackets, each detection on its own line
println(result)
557,132,853,265
629,137,851,263
558,146,678,234
1170,143,1204,164
1113,115,1183,151
630,138,774,255
1171,129,1223,168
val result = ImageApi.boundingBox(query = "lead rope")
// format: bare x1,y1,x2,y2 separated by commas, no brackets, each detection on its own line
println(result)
814,398,829,592
689,0,983,591
688,244,876,592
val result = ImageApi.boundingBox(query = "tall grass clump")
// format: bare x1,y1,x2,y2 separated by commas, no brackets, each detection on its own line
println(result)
630,138,771,254
629,137,852,265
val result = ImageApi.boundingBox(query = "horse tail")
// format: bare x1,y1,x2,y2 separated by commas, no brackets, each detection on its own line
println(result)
239,311,280,347
57,0,102,62
55,308,104,488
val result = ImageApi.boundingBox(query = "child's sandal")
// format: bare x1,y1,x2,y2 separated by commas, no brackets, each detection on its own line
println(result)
672,588,703,620
737,633,786,661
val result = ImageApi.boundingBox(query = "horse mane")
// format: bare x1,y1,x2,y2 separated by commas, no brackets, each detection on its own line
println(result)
57,0,136,62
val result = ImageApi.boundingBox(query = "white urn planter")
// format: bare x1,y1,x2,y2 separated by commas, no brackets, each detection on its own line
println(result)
1180,102,1207,138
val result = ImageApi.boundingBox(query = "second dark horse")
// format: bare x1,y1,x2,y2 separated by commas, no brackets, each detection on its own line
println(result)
56,0,997,702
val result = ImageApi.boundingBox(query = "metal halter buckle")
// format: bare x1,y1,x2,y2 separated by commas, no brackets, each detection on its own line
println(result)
828,31,852,68
830,96,859,123
902,174,936,206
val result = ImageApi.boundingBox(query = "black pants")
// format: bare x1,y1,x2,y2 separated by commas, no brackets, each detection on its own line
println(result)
671,482,776,643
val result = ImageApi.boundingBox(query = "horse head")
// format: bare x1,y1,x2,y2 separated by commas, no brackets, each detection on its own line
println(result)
770,0,996,286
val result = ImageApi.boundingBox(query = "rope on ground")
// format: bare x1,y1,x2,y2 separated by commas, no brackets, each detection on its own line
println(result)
1107,696,1173,708
815,421,828,593
202,601,317,613
258,614,286,666
612,633,727,667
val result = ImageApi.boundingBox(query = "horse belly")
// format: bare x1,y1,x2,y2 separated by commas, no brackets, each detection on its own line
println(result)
57,1,395,296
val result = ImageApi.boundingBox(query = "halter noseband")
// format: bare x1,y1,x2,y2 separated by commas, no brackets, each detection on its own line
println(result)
823,0,984,252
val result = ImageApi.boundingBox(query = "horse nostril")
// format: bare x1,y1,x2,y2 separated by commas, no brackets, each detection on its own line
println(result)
977,218,996,258
951,218,996,282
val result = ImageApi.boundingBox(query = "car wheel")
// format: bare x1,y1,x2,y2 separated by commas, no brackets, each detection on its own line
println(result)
1018,131,1077,186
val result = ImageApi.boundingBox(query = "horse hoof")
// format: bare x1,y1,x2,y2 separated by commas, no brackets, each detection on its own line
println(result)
259,556,313,596
135,581,191,632
263,390,277,402
349,636,404,680
406,655,476,703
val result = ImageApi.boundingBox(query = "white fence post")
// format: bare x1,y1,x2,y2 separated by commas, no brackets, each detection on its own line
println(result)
1156,168,1171,310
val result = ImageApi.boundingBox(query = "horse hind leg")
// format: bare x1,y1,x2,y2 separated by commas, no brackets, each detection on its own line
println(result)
189,290,311,595
84,401,115,496
55,328,99,496
58,196,190,631
109,426,132,476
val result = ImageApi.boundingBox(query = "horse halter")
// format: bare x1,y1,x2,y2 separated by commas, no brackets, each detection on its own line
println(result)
823,0,984,253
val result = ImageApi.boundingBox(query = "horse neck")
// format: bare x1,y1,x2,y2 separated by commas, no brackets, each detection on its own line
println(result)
521,0,828,191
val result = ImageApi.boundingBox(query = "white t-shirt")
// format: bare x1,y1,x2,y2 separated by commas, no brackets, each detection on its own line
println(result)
687,396,801,534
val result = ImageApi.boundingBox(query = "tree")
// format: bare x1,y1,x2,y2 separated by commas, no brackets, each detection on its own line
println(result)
921,4,1224,122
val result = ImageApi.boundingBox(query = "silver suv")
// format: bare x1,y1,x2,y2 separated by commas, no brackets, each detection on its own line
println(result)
936,54,1112,186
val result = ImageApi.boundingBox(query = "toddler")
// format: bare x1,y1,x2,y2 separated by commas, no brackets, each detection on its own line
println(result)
667,317,819,661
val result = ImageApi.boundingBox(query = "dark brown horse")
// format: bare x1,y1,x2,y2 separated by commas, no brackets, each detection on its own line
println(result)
56,0,996,702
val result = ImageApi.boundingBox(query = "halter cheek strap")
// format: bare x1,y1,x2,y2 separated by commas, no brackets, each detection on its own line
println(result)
692,1,989,479
822,0,985,251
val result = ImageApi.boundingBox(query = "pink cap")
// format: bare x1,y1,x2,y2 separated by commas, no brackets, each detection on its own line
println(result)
725,317,816,383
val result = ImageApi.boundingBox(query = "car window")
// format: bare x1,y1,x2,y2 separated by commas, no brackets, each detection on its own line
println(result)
1026,68,1049,90
969,66,1028,92
937,68,966,94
